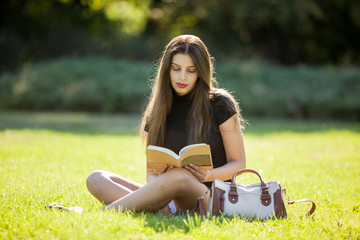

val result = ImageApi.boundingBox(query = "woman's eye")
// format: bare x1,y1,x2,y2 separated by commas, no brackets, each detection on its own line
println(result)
172,67,180,71
188,69,196,73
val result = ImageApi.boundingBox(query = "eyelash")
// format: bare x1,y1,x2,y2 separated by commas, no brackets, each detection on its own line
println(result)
172,67,196,73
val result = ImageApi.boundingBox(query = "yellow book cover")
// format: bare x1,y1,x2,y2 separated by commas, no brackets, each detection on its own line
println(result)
146,143,213,174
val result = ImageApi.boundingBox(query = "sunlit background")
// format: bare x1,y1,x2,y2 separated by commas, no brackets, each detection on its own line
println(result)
0,0,359,120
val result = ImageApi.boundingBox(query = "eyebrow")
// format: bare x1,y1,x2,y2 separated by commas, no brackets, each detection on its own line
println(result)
171,63,196,68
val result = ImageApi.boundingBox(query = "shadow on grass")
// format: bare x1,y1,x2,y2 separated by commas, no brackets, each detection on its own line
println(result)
137,212,232,233
137,211,280,233
0,112,359,135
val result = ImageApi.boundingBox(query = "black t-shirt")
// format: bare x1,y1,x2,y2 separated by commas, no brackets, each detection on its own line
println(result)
147,92,237,188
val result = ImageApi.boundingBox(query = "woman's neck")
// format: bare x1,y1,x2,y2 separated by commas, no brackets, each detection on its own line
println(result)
173,92,191,104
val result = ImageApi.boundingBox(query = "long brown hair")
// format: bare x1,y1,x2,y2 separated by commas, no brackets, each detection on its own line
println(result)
140,35,242,146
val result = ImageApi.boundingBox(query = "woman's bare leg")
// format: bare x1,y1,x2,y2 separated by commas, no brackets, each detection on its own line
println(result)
105,168,209,212
86,170,143,205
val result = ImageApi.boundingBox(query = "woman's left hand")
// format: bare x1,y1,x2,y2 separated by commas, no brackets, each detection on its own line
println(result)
184,164,210,182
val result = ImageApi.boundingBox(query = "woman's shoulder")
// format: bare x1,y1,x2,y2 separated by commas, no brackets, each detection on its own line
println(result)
210,89,237,107
210,88,239,125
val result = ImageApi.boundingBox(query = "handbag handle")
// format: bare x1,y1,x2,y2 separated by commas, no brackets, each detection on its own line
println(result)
228,169,271,206
283,189,316,216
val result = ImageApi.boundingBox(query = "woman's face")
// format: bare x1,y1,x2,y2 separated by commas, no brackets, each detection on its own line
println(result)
170,53,198,96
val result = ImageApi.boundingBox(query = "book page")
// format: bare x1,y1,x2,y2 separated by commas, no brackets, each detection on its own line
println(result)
180,144,212,169
147,145,179,159
146,146,181,173
180,155,212,168
179,143,207,156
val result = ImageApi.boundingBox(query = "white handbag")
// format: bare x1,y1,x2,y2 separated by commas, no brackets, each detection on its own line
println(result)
198,169,316,219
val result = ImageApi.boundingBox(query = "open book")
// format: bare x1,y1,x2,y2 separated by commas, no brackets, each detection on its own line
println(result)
146,143,213,174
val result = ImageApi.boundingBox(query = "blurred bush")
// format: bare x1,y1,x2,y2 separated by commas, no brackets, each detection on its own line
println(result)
216,62,360,120
0,57,152,113
0,57,359,120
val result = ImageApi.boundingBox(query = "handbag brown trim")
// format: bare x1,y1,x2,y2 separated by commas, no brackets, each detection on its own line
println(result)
274,187,287,218
212,187,225,215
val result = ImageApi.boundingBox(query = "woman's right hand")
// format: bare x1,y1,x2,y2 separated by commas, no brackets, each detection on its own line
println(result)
147,165,175,183
158,164,175,176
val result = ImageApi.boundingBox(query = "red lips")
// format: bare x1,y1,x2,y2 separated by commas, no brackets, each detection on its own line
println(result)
177,83,187,88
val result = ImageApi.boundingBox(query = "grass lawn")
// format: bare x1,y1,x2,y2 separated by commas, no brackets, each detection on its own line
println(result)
0,112,359,239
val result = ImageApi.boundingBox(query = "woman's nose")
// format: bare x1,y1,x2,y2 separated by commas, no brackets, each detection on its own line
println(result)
180,70,186,80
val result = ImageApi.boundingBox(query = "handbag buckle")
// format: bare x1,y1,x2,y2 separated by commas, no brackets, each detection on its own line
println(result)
198,189,210,200
283,188,290,201
282,188,296,204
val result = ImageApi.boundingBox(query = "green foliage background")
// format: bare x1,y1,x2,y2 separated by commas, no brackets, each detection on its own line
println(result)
1,0,359,119
0,57,359,120
1,0,359,72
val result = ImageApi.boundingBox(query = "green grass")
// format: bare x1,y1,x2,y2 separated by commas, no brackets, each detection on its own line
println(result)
0,112,359,239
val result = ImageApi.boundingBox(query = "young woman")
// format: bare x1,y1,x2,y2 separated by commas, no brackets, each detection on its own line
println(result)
86,35,246,213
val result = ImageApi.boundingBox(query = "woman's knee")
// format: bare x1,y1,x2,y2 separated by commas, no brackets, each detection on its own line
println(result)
86,170,106,192
159,168,197,191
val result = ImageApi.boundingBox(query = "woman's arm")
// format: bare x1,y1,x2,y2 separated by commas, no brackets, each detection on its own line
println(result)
147,173,158,183
210,114,246,181
185,114,246,182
